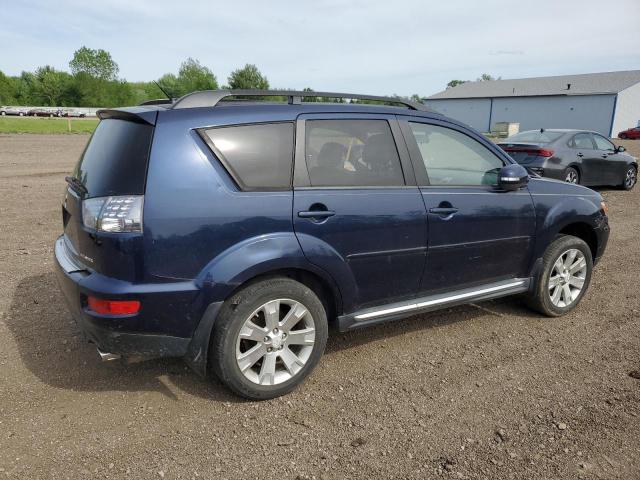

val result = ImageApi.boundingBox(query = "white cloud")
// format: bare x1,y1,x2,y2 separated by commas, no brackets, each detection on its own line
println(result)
2,0,639,96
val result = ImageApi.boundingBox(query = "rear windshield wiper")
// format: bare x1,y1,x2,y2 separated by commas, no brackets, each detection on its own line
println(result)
65,176,88,196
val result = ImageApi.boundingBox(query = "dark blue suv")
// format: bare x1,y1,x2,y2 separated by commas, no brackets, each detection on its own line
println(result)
55,90,609,399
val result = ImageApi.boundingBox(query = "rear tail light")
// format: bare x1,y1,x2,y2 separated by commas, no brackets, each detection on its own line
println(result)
501,147,555,158
87,296,141,315
82,196,143,233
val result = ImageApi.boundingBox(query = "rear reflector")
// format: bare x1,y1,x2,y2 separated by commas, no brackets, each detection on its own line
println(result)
88,296,140,315
501,146,555,157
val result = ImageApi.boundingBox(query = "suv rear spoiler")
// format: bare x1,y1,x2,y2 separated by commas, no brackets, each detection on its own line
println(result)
96,107,160,125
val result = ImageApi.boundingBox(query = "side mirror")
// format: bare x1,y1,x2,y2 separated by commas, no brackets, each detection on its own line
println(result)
498,164,529,191
616,145,626,153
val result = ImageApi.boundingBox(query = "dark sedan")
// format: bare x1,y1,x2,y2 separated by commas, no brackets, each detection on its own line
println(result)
498,129,637,190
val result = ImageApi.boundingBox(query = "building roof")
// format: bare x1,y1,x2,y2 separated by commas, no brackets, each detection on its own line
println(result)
428,70,640,100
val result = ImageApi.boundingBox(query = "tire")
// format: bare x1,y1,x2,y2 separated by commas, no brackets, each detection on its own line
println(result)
564,167,580,184
621,165,637,191
524,235,593,317
210,277,328,399
619,133,628,139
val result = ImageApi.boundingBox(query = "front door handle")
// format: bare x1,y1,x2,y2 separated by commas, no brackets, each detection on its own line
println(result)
577,152,584,157
298,210,336,219
429,207,459,216
601,154,608,158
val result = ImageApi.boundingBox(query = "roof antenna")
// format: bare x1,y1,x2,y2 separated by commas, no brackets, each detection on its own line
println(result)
154,81,173,101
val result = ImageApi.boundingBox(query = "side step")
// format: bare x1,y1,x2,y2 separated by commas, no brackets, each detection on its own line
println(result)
337,278,530,332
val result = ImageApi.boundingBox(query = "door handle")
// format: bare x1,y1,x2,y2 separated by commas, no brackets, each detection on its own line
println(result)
577,153,584,157
601,154,608,158
429,207,459,216
298,210,336,219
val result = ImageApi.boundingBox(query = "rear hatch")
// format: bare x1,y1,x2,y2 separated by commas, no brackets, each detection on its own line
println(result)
62,110,156,281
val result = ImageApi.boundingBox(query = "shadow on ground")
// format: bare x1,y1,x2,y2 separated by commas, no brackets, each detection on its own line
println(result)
6,271,534,400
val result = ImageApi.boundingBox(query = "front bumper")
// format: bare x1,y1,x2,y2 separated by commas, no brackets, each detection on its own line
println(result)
54,236,201,357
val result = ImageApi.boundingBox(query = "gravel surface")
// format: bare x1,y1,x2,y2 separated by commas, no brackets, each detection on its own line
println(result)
0,134,639,479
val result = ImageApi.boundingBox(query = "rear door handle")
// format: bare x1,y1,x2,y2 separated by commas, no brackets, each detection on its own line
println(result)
601,154,608,158
577,153,584,157
298,210,336,219
429,207,459,215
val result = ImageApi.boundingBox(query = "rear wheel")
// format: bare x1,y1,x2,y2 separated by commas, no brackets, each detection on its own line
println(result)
564,167,580,184
619,133,628,139
621,165,637,190
210,277,328,399
525,235,593,317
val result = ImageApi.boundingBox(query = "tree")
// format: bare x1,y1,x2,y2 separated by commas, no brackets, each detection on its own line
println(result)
69,47,119,81
32,66,72,106
447,79,467,89
227,64,269,90
0,71,19,104
176,58,217,95
477,73,500,82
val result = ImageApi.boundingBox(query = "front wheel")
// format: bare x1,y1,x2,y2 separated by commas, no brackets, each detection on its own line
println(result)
621,165,637,190
524,235,593,317
564,167,580,184
210,277,328,399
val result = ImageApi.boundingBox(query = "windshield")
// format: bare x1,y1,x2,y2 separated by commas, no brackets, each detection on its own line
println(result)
505,130,564,144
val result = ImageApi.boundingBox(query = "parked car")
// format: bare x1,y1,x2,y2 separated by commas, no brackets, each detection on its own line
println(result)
498,129,637,190
0,106,28,116
618,126,640,140
28,108,63,117
55,90,610,399
64,109,87,118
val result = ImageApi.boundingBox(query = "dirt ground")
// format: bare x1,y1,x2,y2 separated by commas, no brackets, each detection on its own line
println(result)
0,134,639,480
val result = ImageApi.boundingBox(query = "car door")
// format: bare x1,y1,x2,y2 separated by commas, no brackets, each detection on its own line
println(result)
399,118,536,294
592,133,625,185
292,114,427,312
569,132,599,185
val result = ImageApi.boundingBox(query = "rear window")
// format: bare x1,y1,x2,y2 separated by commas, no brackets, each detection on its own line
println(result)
201,122,294,190
74,119,153,198
505,130,564,144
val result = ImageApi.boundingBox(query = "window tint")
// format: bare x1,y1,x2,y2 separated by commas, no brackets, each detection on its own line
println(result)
593,134,615,151
409,122,504,186
506,130,564,144
305,120,404,187
74,119,153,198
203,123,294,189
571,133,595,149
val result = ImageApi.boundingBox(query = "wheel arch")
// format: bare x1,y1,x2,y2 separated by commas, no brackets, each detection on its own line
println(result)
557,222,598,260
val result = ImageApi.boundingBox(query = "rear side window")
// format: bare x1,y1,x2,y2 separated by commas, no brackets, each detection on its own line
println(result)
74,119,153,198
409,122,504,186
202,123,294,190
305,119,405,187
571,133,595,149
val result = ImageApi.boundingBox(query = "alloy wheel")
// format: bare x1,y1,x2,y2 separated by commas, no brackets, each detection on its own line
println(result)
235,299,316,386
625,167,637,189
565,170,578,184
548,248,587,308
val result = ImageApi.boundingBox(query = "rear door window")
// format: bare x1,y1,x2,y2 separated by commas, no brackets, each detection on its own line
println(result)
571,133,595,149
202,122,294,190
74,119,153,198
408,122,504,186
304,119,405,187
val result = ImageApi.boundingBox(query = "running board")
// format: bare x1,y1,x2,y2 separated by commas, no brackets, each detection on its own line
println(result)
337,278,530,332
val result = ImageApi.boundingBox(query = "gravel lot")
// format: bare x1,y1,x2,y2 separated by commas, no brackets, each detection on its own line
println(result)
0,134,639,479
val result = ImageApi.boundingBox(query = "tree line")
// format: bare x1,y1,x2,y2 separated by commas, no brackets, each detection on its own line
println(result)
0,46,425,108
0,47,278,107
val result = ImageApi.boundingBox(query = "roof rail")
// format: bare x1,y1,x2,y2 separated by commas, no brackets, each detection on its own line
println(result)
171,89,426,111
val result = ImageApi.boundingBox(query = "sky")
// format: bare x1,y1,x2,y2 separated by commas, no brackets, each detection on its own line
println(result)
1,0,639,97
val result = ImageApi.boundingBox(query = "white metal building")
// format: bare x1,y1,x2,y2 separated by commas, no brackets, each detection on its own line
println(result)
425,70,640,137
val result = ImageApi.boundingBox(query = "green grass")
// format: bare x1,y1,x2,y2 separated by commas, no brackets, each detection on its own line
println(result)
0,116,98,134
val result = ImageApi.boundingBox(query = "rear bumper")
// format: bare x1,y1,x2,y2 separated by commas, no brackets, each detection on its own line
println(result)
54,236,201,357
